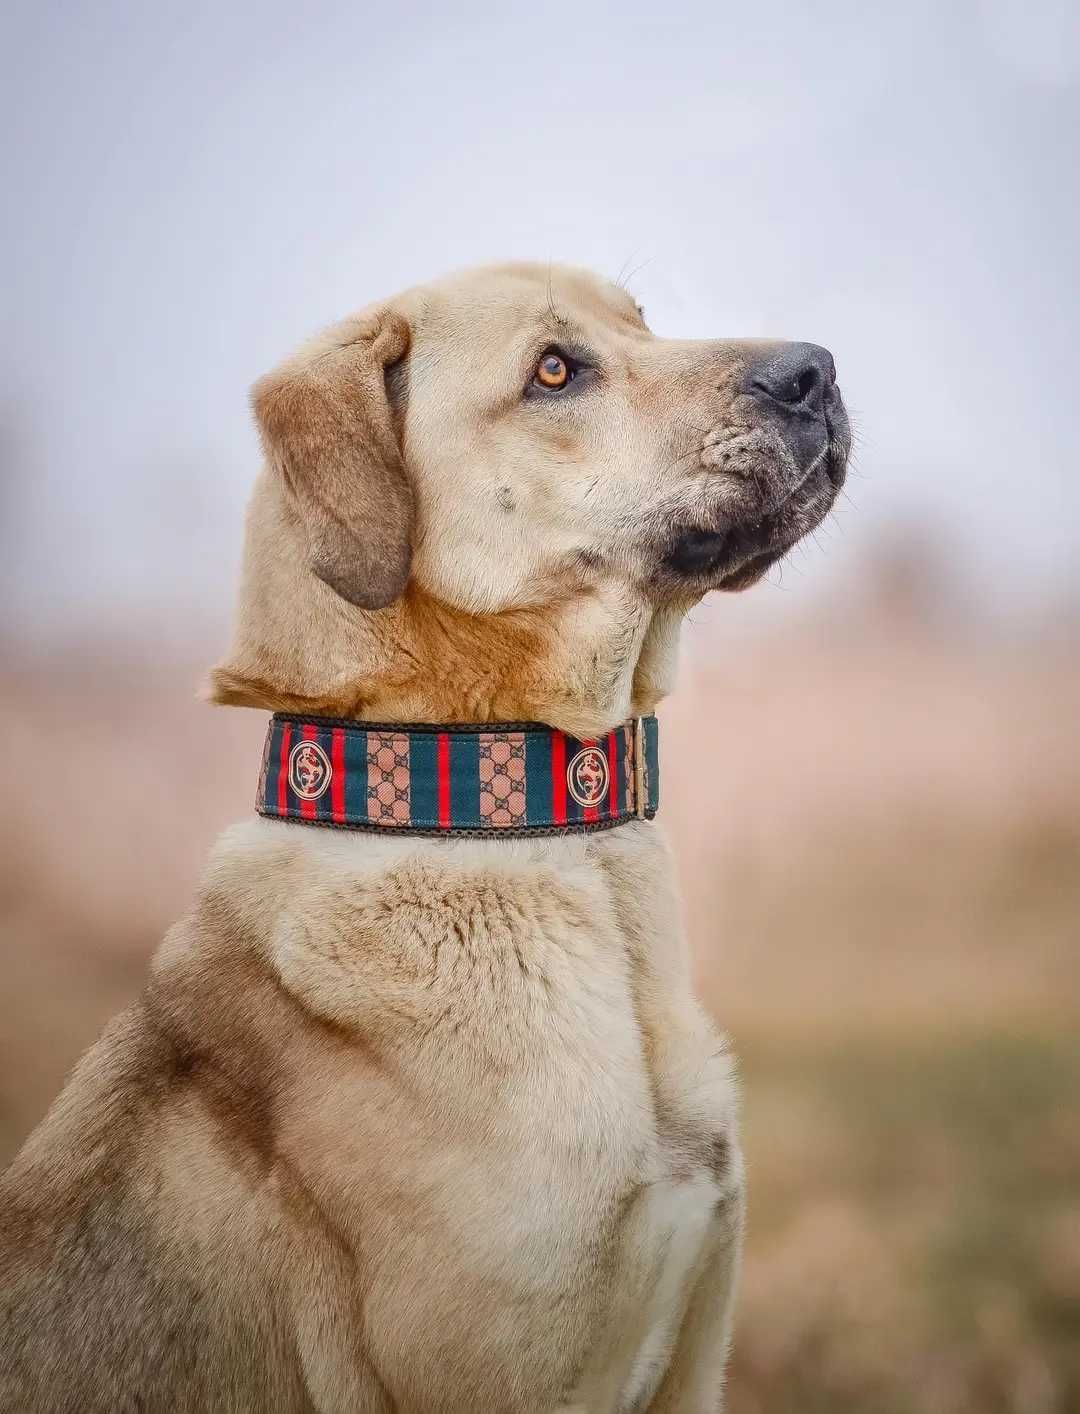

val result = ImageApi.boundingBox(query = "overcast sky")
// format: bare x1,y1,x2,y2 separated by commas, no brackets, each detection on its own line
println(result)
2,0,1078,641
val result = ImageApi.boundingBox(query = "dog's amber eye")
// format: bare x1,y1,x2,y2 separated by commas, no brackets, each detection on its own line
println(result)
535,352,570,390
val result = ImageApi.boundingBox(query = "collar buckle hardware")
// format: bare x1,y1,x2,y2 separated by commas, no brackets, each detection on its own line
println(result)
634,716,647,820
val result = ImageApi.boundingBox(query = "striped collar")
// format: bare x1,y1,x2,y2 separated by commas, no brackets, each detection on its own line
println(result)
256,714,659,836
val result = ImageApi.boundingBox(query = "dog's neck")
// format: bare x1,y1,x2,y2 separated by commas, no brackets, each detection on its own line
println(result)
213,581,683,738
211,474,686,735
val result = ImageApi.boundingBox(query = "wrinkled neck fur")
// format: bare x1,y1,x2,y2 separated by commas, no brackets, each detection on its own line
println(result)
210,475,683,734
212,584,680,737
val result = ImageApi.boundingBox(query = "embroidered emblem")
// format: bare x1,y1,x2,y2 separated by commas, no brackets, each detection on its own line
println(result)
367,732,411,826
289,740,332,801
479,733,527,827
567,746,608,808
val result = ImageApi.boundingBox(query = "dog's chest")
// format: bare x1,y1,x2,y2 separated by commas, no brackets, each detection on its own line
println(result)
404,932,732,1414
273,828,737,1411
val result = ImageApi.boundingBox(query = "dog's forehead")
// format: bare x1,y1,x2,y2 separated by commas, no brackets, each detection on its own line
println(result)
404,262,642,340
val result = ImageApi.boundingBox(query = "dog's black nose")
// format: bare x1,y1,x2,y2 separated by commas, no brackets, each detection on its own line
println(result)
745,342,836,414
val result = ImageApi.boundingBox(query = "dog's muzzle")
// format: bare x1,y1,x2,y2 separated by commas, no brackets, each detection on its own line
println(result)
661,340,850,588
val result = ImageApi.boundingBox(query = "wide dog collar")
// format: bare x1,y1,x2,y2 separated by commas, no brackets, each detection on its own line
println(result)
257,714,659,836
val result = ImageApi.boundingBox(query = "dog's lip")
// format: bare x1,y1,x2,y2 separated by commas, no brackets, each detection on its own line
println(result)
662,470,824,579
715,545,786,590
662,526,733,576
663,525,792,584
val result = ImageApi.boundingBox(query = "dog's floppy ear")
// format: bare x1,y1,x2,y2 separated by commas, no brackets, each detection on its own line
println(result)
252,309,413,609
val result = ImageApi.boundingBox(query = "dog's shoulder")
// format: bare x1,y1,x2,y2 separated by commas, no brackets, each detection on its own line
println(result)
0,842,365,1410
0,993,301,1412
1,1004,176,1238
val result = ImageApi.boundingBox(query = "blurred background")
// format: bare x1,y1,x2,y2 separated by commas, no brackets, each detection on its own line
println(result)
2,2,1078,1409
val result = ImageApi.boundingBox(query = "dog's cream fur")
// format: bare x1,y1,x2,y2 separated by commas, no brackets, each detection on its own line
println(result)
0,263,846,1412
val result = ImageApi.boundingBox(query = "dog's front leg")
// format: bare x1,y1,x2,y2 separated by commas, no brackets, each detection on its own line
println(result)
645,1177,745,1413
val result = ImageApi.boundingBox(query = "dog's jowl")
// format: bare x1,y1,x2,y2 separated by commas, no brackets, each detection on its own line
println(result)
0,263,848,1413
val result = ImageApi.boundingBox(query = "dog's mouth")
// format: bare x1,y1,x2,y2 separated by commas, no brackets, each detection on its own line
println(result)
664,530,787,588
660,424,849,592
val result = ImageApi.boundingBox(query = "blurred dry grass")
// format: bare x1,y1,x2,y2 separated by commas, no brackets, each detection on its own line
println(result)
1,580,1078,1413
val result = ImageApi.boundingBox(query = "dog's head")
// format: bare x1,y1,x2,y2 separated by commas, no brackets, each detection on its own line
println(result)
213,263,849,730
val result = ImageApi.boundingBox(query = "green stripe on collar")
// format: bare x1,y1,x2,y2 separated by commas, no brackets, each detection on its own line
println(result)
256,715,659,837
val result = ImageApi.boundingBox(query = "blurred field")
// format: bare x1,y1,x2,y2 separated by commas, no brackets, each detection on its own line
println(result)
1,580,1078,1413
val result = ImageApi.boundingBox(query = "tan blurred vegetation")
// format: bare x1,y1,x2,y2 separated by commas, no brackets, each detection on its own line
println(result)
1,549,1078,1414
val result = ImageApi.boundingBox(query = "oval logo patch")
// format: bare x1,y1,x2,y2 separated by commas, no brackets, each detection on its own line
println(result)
289,740,332,801
567,746,608,808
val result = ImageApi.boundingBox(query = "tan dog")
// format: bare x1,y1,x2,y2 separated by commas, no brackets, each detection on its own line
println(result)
0,263,849,1412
